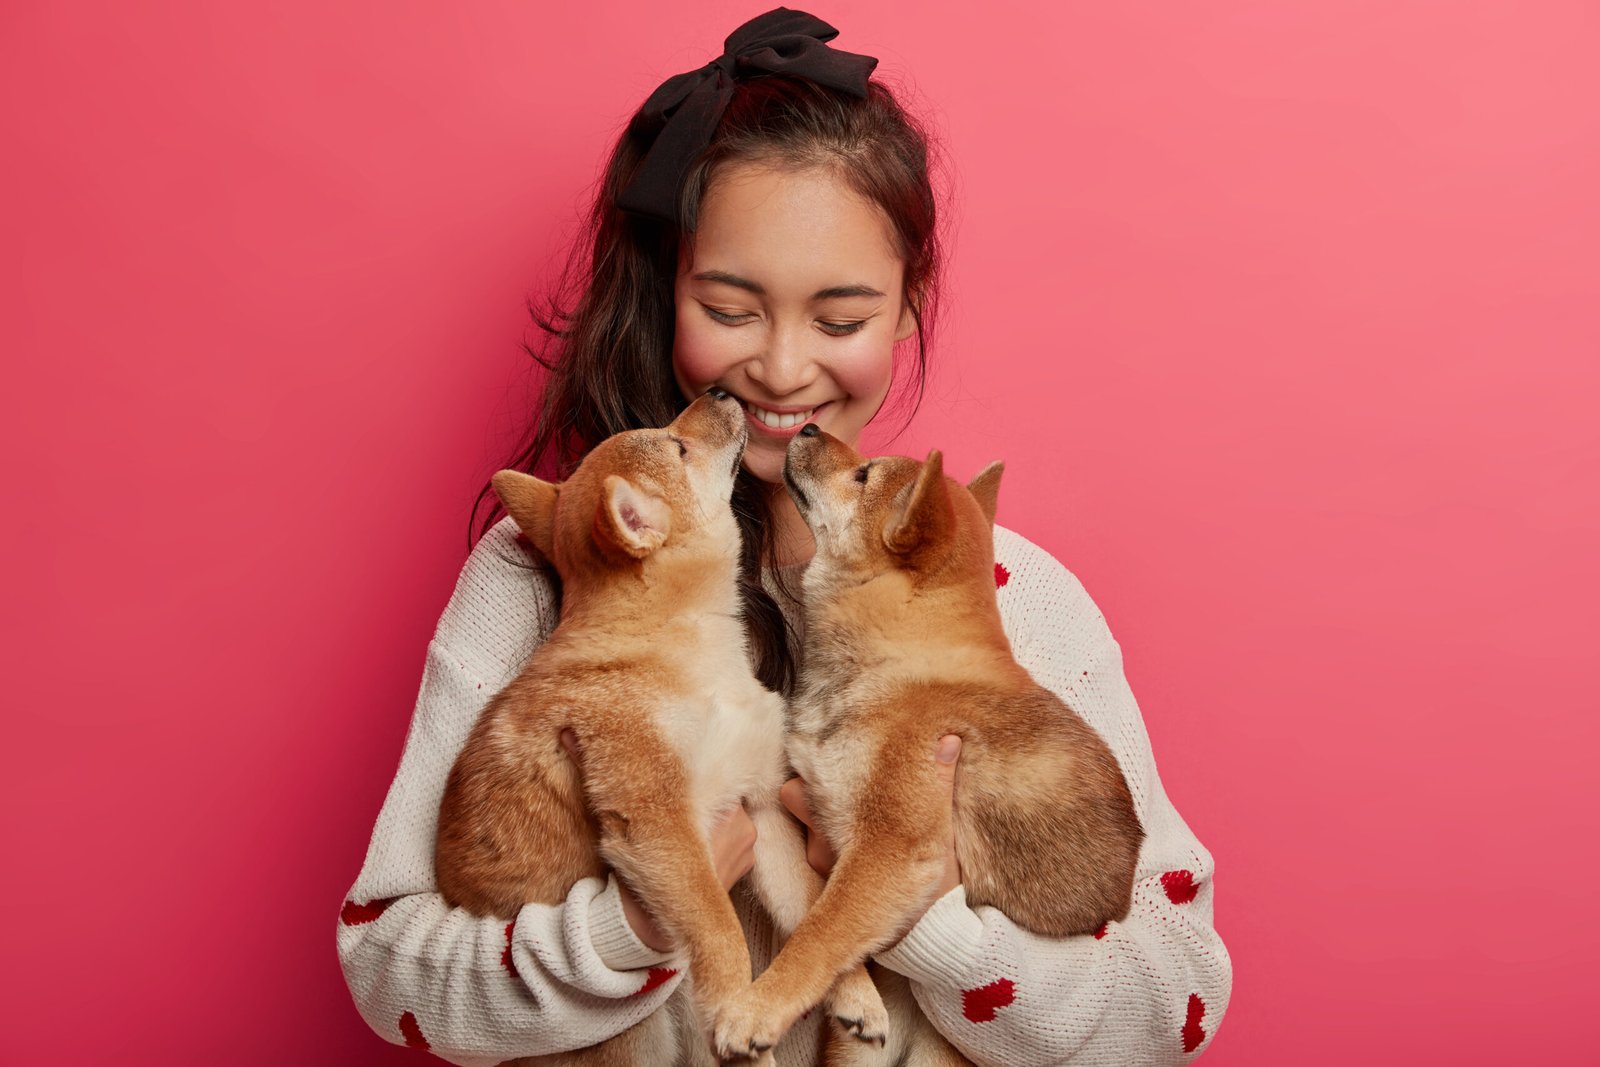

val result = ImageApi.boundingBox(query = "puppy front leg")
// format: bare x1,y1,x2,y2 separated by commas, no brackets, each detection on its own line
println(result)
744,802,821,935
715,786,947,1060
574,732,753,1020
597,799,753,1012
746,804,889,1052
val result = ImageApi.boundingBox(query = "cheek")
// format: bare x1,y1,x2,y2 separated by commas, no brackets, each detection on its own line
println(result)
831,340,896,404
671,313,738,397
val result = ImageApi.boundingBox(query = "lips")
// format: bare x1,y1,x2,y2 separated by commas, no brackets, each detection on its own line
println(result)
735,395,829,437
748,402,816,430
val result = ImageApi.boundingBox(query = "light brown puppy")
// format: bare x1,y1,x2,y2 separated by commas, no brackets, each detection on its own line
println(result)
712,427,1145,1066
435,393,773,1065
434,392,881,1066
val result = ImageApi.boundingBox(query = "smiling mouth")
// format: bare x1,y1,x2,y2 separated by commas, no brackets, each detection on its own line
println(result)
730,394,829,437
746,401,818,429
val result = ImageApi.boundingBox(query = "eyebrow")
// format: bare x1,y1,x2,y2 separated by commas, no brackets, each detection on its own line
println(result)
691,269,885,301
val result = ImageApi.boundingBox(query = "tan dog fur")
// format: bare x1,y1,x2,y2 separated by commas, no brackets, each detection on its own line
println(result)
434,393,881,1066
712,429,1145,1065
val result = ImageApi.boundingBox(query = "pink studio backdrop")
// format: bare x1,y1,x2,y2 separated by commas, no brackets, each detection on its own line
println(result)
3,1,1595,1063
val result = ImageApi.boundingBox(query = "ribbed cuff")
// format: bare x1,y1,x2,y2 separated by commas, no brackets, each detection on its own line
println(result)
587,874,676,971
873,884,984,989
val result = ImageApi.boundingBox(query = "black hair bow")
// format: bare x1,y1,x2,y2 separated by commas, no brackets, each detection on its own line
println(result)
615,6,879,225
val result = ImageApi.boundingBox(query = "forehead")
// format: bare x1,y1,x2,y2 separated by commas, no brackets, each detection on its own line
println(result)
686,164,904,292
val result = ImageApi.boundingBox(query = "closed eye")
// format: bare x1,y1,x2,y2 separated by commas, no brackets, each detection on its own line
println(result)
669,434,687,459
704,305,867,336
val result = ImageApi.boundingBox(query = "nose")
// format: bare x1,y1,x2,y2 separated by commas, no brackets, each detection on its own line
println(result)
708,386,731,400
745,325,818,397
798,424,819,437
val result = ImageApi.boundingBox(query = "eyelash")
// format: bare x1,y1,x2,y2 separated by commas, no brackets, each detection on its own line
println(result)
703,307,867,336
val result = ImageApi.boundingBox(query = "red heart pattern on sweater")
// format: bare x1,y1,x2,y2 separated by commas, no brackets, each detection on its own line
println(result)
501,922,520,979
340,897,396,925
1162,870,1198,904
1093,922,1108,939
961,978,1015,1022
994,562,1010,587
633,966,678,996
399,1010,430,1050
1181,993,1206,1052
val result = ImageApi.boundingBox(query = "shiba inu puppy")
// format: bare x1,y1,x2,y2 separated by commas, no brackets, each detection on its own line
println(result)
434,391,880,1066
713,426,1145,1066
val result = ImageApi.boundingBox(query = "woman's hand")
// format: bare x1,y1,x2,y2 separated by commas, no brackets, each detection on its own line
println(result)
779,734,963,916
561,729,756,953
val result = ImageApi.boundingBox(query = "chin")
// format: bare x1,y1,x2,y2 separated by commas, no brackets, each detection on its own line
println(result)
739,449,786,487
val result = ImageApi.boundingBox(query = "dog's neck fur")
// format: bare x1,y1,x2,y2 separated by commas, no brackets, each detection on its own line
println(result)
799,558,1016,694
557,542,740,629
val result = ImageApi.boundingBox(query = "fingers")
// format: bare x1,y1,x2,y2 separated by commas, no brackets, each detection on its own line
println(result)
778,776,836,877
934,734,964,894
709,801,759,890
716,806,758,844
935,734,962,788
806,827,837,878
779,776,813,826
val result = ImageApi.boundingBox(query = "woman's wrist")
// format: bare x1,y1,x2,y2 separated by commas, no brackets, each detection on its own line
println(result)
617,878,672,953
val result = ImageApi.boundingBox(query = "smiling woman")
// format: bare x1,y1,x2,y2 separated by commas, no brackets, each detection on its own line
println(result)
337,8,1230,1066
672,162,918,558
469,65,946,695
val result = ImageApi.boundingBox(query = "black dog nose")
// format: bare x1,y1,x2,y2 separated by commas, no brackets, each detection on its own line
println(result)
798,424,820,437
708,386,731,400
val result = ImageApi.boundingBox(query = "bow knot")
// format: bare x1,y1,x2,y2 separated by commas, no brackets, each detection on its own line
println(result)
616,7,879,225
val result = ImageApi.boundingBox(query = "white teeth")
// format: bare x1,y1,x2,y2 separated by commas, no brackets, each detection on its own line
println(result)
747,403,815,429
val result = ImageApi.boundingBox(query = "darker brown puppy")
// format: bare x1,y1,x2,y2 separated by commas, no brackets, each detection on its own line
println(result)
713,427,1144,1066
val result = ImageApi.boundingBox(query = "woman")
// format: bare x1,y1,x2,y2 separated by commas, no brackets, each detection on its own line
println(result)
336,9,1232,1064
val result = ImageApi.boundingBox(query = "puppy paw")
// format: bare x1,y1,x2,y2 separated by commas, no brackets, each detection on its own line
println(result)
713,991,783,1063
828,970,889,1047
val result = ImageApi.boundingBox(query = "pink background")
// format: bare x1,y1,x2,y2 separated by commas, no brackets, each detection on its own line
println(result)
3,2,1595,1063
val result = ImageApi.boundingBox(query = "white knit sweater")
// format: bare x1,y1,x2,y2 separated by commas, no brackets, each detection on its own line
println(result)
337,516,1233,1065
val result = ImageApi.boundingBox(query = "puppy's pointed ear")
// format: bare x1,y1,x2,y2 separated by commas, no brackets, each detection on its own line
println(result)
492,470,559,559
966,461,1004,527
885,449,952,555
596,475,671,559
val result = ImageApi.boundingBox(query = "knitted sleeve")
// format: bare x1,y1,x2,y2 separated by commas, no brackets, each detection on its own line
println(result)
335,518,686,1064
872,527,1234,1065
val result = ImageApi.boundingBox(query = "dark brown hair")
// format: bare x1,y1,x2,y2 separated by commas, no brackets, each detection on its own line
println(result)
469,73,947,695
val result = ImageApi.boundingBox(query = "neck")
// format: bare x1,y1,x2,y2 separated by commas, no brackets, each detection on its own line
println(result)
766,482,816,567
